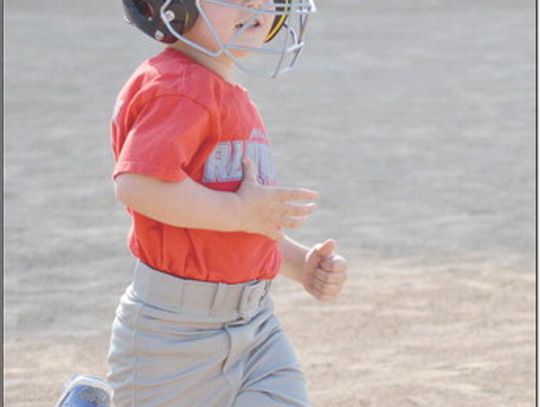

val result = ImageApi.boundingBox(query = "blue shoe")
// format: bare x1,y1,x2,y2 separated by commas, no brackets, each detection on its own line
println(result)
54,375,112,407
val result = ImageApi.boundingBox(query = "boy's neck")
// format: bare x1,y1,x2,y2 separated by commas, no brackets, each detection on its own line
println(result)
167,42,236,83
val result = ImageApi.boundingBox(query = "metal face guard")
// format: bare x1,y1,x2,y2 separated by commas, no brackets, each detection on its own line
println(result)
160,0,317,77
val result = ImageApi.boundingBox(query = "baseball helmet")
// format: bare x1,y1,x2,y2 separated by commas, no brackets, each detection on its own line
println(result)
121,0,317,77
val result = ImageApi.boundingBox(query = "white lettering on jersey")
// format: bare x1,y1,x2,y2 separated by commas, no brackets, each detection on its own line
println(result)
203,129,277,185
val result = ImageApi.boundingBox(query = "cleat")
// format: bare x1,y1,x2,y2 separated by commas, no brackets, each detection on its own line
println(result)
54,375,112,407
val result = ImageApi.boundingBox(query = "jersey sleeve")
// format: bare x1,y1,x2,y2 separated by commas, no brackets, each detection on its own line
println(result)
113,95,211,182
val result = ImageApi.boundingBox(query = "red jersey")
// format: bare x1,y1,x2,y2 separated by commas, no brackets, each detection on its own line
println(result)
111,48,282,283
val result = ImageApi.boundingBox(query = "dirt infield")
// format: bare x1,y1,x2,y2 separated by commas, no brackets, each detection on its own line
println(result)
5,1,535,406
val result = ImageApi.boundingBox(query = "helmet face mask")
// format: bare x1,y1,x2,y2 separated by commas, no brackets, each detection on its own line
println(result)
122,0,317,77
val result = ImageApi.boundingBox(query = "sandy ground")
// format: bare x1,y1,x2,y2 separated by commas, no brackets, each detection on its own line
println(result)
4,0,535,406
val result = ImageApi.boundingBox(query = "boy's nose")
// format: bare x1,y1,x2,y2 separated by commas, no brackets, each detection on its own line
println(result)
243,0,269,9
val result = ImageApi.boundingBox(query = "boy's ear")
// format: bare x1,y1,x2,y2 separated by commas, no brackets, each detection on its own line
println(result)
168,0,200,36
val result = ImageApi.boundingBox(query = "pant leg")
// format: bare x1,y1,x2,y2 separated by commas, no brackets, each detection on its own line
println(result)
233,311,311,407
107,280,310,407
107,286,236,407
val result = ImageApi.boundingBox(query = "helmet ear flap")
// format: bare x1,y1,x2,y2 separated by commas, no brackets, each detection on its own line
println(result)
123,0,199,43
264,0,290,43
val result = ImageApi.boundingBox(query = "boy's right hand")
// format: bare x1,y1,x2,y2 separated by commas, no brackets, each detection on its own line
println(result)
237,158,319,241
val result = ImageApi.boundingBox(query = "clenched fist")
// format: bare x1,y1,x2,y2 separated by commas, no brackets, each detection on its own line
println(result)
302,239,348,302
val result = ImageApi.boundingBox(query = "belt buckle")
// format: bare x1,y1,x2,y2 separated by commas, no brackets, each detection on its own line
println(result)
239,282,267,319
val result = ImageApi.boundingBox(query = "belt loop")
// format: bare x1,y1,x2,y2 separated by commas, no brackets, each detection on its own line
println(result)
265,279,273,294
210,283,227,316
176,278,185,309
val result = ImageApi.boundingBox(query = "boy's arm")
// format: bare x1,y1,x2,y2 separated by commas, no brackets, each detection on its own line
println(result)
278,235,310,284
115,173,241,232
114,158,318,240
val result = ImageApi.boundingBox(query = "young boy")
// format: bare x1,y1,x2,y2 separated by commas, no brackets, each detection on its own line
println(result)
103,1,348,406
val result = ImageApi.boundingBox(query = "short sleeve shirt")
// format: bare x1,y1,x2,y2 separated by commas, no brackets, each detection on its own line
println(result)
111,48,281,283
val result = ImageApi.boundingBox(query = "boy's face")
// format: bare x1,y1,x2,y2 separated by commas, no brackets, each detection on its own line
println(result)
186,0,276,58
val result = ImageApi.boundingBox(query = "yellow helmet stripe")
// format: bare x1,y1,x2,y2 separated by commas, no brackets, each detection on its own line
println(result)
264,0,290,42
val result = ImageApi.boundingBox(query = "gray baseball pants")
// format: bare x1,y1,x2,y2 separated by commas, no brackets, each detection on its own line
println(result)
107,261,310,407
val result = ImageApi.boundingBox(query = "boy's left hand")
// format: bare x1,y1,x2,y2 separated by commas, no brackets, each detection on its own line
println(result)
302,239,348,302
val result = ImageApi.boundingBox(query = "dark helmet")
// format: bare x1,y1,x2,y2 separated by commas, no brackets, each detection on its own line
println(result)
122,0,289,44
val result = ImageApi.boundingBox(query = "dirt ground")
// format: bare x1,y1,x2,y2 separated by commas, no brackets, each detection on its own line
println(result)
4,1,535,406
